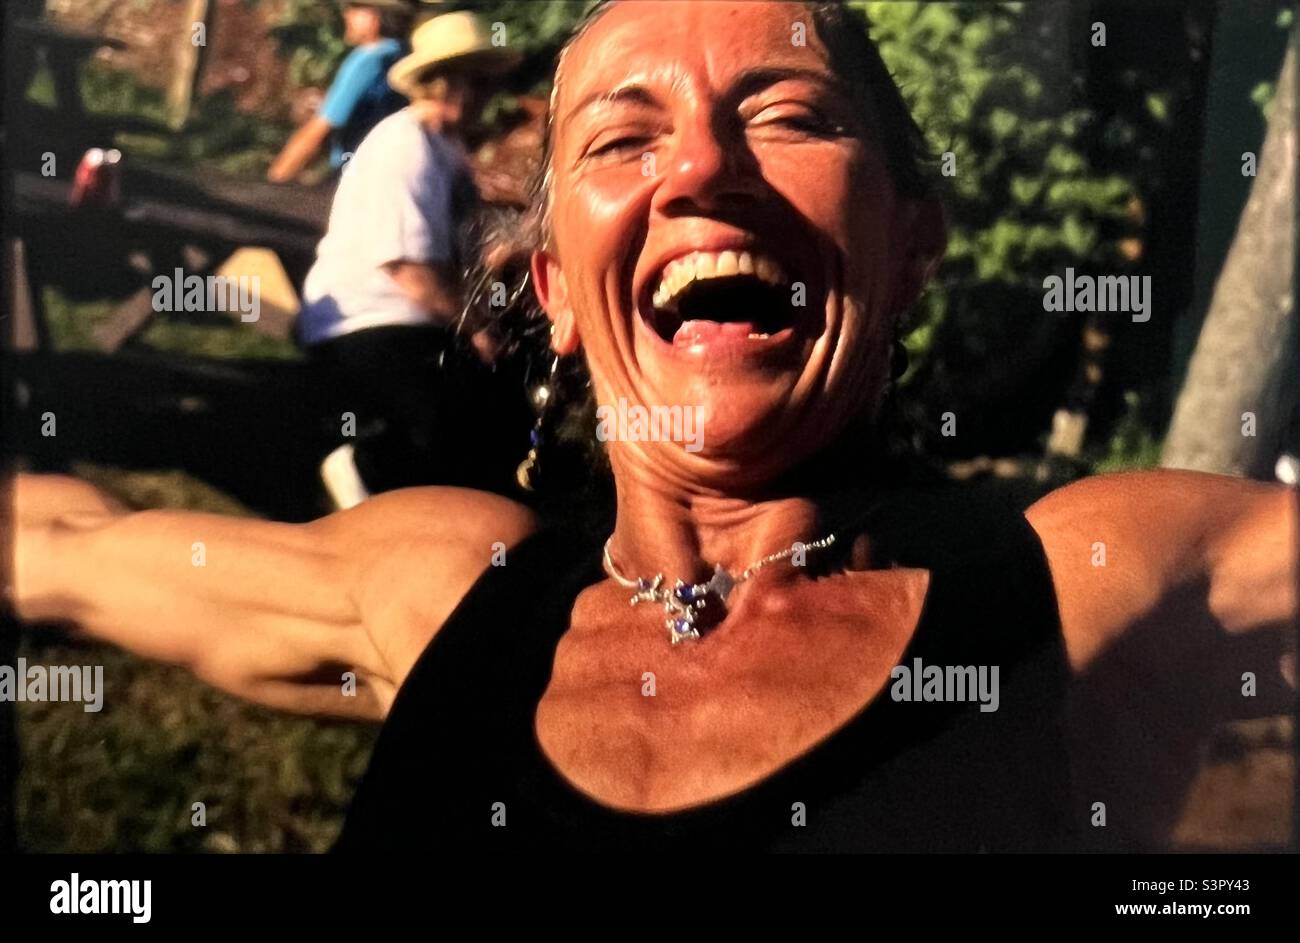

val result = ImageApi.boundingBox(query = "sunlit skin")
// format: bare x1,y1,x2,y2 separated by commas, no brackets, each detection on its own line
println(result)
533,1,944,589
10,1,1297,845
538,1,919,485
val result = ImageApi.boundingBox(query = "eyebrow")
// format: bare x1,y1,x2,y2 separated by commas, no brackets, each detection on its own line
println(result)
561,66,848,133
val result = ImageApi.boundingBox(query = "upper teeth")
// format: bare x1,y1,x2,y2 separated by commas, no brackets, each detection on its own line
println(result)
651,250,789,312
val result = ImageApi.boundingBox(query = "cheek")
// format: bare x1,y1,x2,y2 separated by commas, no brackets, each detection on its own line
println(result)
761,140,871,237
774,147,898,404
842,152,903,282
557,170,653,325
772,141,896,272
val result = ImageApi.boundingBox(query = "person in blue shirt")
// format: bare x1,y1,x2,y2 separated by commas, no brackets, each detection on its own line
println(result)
267,1,414,183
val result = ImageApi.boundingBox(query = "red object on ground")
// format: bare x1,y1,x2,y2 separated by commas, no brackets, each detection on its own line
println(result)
68,147,122,209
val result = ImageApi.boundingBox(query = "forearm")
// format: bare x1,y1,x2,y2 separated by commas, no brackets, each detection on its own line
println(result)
267,118,331,183
14,509,357,676
13,472,127,529
383,261,461,326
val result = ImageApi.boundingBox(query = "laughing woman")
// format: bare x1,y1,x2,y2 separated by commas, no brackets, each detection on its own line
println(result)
11,0,1298,852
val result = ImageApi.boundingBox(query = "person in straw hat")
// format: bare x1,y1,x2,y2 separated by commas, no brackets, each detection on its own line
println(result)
295,7,525,508
267,1,418,184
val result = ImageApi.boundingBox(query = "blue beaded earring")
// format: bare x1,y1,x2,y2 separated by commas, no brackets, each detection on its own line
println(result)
516,352,559,492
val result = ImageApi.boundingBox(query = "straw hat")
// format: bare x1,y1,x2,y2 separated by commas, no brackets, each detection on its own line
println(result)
387,10,522,96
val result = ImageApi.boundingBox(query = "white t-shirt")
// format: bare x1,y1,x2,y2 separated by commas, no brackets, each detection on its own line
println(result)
297,108,474,346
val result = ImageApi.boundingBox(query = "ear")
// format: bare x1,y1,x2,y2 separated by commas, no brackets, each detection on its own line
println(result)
891,197,947,313
530,248,581,356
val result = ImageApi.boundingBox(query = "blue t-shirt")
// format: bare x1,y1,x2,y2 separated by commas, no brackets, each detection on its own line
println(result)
319,38,406,169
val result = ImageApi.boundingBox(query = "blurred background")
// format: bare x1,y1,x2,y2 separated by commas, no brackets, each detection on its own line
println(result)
1,0,1295,851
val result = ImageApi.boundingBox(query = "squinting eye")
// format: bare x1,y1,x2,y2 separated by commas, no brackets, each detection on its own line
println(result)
761,112,830,132
778,116,826,131
588,136,651,158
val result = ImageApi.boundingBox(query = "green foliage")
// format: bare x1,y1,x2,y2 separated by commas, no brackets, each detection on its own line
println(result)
266,0,349,90
65,60,291,173
475,0,604,67
76,60,172,125
856,2,1134,378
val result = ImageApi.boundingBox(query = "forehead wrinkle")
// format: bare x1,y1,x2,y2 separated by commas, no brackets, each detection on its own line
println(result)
557,4,835,125
561,63,690,137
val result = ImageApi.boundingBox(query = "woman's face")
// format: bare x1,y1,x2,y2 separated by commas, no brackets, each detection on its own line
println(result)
433,73,483,131
533,0,931,489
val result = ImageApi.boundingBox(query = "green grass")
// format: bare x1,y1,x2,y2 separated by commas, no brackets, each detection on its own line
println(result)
15,458,376,853
1090,390,1164,473
17,638,376,853
136,318,300,360
43,285,302,360
16,297,368,853
41,289,120,353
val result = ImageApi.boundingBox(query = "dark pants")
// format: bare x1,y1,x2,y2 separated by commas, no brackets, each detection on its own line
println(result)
306,324,530,497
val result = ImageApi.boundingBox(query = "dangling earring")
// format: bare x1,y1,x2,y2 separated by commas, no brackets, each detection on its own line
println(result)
516,353,559,492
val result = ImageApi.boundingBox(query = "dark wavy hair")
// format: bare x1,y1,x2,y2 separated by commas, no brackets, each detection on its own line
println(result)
455,0,941,488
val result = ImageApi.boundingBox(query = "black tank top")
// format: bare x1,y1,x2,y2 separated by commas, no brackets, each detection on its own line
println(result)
334,485,1081,852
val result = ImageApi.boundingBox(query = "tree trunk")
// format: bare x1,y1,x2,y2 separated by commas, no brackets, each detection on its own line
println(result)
1161,34,1297,479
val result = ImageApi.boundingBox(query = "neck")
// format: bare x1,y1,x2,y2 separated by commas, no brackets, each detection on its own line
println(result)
409,100,455,138
605,426,888,586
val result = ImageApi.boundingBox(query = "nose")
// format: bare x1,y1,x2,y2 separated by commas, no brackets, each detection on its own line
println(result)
651,109,763,216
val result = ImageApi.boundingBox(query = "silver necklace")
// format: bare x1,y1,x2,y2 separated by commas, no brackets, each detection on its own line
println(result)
602,533,837,644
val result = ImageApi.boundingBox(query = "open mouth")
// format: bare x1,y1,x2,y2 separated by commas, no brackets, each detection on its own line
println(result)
641,249,801,347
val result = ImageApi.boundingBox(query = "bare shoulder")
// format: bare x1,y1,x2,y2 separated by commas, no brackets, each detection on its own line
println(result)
1026,468,1287,557
307,484,537,550
308,486,539,686
1026,468,1279,521
1025,469,1295,671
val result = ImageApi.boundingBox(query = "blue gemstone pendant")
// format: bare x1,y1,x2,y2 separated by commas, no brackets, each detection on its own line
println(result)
628,570,725,644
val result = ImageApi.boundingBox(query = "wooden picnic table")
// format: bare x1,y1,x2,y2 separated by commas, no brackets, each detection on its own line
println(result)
12,162,330,257
9,160,333,353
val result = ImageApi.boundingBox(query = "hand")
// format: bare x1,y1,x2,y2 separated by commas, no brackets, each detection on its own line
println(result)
13,473,126,529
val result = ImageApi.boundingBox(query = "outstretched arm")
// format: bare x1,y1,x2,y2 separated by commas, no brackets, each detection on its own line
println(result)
10,474,537,720
1027,470,1297,711
267,116,333,184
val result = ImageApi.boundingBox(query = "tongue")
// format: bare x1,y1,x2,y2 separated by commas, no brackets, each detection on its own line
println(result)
672,320,764,347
